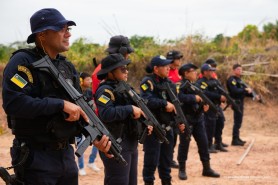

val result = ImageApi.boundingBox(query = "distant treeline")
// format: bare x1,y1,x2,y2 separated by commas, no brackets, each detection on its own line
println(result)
0,21,278,98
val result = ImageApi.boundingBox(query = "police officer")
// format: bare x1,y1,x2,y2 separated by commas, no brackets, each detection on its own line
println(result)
92,35,134,95
226,64,257,146
2,8,110,185
166,50,183,169
177,63,220,180
196,64,226,153
95,54,152,185
140,55,185,185
204,59,228,151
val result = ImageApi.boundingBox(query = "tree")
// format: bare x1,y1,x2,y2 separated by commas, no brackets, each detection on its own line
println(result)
263,20,278,40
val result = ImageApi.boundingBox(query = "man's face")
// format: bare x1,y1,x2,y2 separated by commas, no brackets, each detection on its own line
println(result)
185,68,197,81
203,70,213,79
170,58,182,69
82,77,92,88
154,65,170,78
43,25,72,53
234,67,242,76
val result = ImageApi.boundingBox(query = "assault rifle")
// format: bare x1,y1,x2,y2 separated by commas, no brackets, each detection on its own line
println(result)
180,81,219,114
32,55,127,166
212,81,242,114
114,80,169,144
164,82,191,141
240,81,264,104
0,167,16,185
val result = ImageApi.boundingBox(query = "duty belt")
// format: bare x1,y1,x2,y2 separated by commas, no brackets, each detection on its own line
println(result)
16,138,69,151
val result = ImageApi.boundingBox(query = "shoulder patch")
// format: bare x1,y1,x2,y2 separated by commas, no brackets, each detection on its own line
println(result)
104,89,115,101
200,85,206,89
147,80,154,91
176,82,181,94
232,80,237,86
18,65,33,83
141,80,154,92
201,81,208,87
141,83,149,91
98,94,110,104
11,73,27,88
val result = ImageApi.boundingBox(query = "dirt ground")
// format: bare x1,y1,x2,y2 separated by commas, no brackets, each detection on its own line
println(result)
1,99,278,185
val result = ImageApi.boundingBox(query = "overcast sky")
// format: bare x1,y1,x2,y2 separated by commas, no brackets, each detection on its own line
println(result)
1,0,277,45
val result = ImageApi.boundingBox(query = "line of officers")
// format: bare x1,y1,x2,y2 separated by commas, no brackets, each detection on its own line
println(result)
92,35,251,185
1,8,254,185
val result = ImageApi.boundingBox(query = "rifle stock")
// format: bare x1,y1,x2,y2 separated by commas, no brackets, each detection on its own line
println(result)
31,56,127,166
115,81,169,144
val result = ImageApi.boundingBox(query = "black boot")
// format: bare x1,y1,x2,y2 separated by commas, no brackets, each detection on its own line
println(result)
208,144,218,153
231,136,245,146
161,179,172,185
144,182,154,185
238,137,246,144
215,142,228,152
221,142,229,147
202,161,220,178
170,160,179,168
178,162,187,180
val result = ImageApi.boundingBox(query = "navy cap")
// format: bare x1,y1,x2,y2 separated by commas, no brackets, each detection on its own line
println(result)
205,58,217,67
166,50,183,60
201,63,216,72
151,55,172,68
178,63,198,76
27,8,76,44
97,54,131,80
105,35,134,54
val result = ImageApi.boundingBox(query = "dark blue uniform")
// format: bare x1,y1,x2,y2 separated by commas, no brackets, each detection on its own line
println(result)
226,76,252,139
95,80,138,185
140,74,175,184
2,48,80,185
196,77,222,149
177,79,210,163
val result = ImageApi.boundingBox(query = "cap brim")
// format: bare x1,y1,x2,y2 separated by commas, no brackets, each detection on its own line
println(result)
105,47,118,54
161,59,172,66
97,59,131,80
27,20,76,44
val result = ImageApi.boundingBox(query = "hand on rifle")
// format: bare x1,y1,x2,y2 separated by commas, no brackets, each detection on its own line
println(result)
220,95,227,102
147,125,153,135
179,123,185,133
93,135,113,158
132,105,146,119
203,104,209,112
165,101,176,113
195,95,203,103
63,100,89,122
245,87,252,94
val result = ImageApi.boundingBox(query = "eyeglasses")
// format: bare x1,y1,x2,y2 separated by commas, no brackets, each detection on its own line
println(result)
119,66,128,73
60,26,72,33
